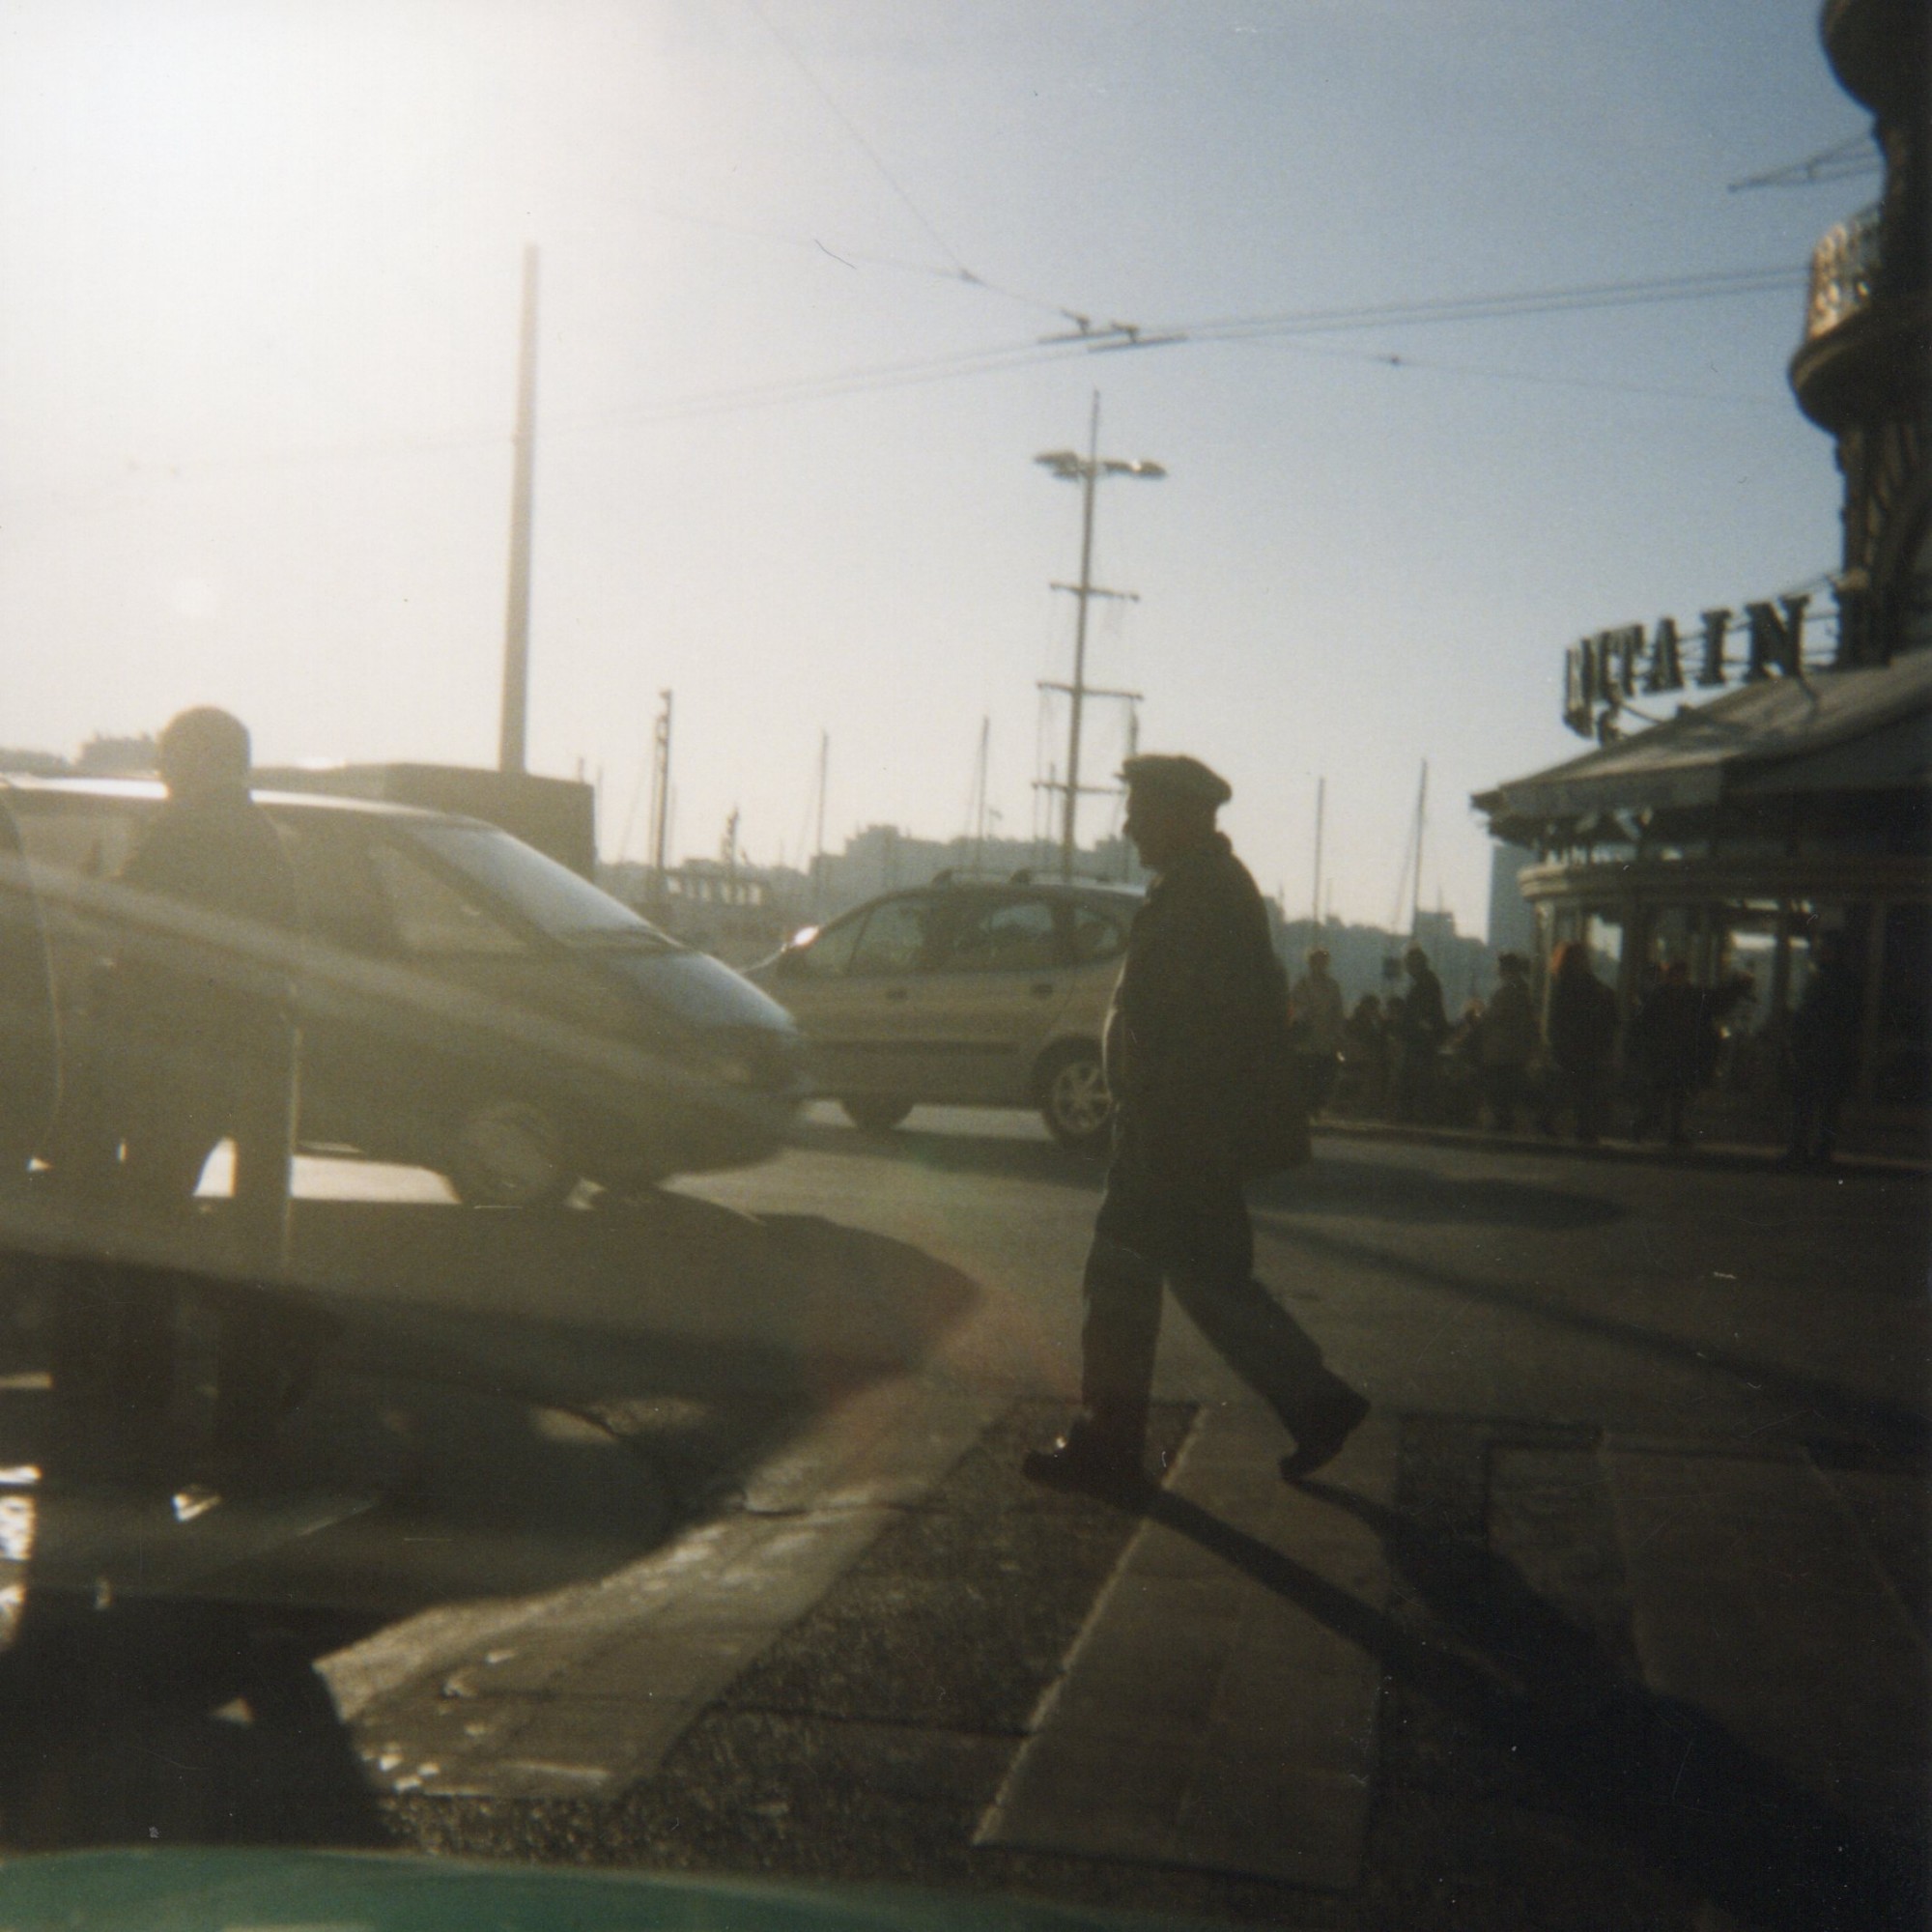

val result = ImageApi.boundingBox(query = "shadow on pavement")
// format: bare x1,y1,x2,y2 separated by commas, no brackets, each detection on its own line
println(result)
1250,1155,1626,1230
1251,1214,1931,1456
0,1192,980,1851
1139,1482,1927,1932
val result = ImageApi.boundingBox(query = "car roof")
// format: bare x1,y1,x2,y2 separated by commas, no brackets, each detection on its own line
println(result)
0,773,485,831
841,878,1142,915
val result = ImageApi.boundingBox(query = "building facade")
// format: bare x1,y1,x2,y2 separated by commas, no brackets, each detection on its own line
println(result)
1475,0,1931,1140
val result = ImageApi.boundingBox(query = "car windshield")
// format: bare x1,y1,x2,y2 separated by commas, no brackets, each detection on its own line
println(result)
409,821,678,945
0,10,1926,1932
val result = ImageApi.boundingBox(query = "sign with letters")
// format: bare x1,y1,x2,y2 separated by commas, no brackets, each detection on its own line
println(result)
1561,586,1843,742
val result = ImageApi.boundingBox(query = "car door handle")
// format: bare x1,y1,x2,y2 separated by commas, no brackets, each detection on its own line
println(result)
884,986,909,1003
1031,981,1057,999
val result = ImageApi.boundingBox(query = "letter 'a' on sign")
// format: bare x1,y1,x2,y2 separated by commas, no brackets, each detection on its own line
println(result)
1643,617,1685,694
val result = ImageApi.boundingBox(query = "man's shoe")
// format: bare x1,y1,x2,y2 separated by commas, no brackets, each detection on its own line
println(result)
1023,1419,1145,1494
1281,1387,1371,1482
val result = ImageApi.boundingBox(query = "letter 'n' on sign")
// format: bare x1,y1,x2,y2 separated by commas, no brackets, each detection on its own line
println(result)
1745,595,1809,679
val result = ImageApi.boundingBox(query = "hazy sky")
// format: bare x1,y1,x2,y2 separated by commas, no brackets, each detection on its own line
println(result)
0,1,1870,932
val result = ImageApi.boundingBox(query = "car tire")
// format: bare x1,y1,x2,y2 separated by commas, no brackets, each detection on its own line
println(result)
448,1098,578,1208
1038,1041,1113,1151
840,1095,914,1133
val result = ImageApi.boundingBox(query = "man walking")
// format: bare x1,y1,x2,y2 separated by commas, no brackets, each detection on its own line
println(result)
1478,952,1537,1133
1024,754,1368,1494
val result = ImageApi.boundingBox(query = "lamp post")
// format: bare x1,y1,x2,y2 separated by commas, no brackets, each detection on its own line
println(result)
1036,394,1164,879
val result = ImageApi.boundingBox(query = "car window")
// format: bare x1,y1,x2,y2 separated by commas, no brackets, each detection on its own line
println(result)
368,838,526,956
847,896,939,977
10,801,144,885
411,821,673,942
1071,905,1125,965
278,818,396,956
943,895,1061,973
789,913,864,980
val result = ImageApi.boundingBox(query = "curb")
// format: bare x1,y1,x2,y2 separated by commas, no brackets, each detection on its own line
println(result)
1308,1115,1931,1180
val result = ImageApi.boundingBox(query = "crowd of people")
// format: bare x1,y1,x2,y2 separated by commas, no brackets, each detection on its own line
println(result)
1289,933,1861,1165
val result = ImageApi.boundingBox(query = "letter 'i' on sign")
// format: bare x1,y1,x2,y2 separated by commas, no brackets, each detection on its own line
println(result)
1564,644,1591,733
1697,609,1732,686
1644,617,1684,694
1745,595,1809,679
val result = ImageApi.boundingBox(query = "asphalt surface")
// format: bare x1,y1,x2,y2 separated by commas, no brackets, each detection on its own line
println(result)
0,1106,1924,1929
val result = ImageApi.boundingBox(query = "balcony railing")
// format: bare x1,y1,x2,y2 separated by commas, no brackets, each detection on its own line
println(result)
1803,203,1882,341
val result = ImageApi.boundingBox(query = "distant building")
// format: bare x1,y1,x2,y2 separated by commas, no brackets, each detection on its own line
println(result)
1487,842,1540,956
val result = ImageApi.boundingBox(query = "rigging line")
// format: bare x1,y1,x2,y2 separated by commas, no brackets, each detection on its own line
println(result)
1223,334,1785,408
1162,265,1806,342
738,0,972,279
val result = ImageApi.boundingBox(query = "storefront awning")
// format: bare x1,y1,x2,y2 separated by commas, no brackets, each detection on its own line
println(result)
1475,648,1932,828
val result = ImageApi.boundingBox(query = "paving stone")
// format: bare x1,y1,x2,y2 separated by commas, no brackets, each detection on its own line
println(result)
978,1407,1396,1890
1603,1438,1932,1845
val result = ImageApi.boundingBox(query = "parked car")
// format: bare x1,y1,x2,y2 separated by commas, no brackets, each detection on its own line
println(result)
750,875,1140,1150
1,778,807,1206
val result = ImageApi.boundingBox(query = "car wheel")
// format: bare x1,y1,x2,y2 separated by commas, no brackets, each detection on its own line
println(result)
840,1095,914,1133
1039,1042,1112,1151
448,1098,578,1208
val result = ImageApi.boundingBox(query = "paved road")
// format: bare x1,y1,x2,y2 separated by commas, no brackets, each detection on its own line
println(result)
0,1108,1924,1927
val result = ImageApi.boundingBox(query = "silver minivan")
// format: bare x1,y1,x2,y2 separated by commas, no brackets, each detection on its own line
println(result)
3,778,807,1206
753,876,1140,1149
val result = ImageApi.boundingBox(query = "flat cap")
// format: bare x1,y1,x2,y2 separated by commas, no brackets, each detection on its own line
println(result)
1119,753,1232,808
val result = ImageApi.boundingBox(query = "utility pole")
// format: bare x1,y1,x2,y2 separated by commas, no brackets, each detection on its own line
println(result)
812,729,829,915
1311,776,1326,930
498,242,539,776
1035,395,1164,880
969,716,990,874
1410,760,1429,941
647,689,673,892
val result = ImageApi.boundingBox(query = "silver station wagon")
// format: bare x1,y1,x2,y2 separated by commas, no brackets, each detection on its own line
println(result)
752,875,1140,1150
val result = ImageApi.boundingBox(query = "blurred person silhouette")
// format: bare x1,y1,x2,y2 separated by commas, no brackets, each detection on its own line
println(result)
1288,945,1346,1115
55,708,305,1459
1629,959,1707,1147
1024,753,1367,1494
1340,993,1389,1116
1540,940,1618,1144
1391,945,1448,1122
1479,952,1537,1133
0,790,57,1190
1782,929,1861,1170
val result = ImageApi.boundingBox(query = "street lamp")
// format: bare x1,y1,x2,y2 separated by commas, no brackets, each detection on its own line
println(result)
1035,397,1165,879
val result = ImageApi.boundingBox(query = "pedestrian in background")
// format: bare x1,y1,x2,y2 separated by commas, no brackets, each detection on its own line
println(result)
1392,945,1448,1123
1479,952,1537,1133
1783,930,1861,1169
1340,994,1388,1117
1541,940,1618,1143
1629,959,1706,1147
1289,946,1347,1116
1024,753,1367,1494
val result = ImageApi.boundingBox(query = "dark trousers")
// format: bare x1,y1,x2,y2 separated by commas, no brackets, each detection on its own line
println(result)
1541,1063,1608,1143
1788,1074,1848,1165
1079,1132,1349,1446
51,1011,302,1450
1482,1063,1529,1133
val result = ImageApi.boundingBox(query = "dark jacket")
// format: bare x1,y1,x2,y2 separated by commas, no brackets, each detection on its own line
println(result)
1396,966,1448,1052
1790,958,1861,1092
1105,832,1285,1173
1548,963,1617,1073
110,785,300,1057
